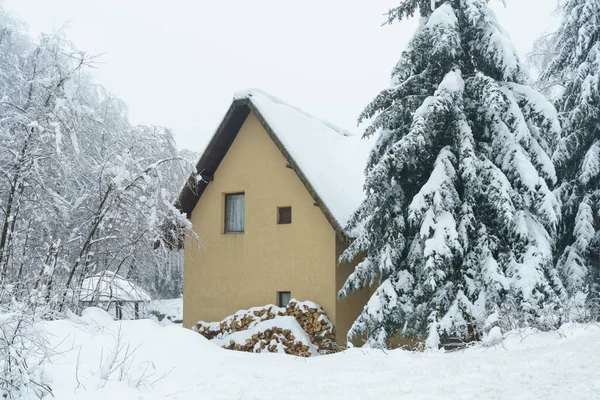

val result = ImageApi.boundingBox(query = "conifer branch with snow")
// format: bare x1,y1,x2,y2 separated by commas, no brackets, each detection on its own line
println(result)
540,0,600,300
340,0,566,347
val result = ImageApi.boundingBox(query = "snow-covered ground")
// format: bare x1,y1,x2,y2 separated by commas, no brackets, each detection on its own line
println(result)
148,298,183,322
41,308,600,399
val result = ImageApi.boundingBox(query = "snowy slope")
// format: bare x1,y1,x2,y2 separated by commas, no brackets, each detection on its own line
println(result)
234,89,375,233
42,308,600,399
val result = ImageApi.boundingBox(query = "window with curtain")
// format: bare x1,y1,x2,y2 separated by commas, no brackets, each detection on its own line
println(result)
225,193,245,233
278,291,291,307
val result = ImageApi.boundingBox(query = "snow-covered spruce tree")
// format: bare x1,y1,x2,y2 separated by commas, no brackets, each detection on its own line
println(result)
340,0,565,347
539,0,600,302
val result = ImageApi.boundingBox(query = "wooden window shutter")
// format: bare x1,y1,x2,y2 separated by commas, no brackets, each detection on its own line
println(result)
278,206,292,224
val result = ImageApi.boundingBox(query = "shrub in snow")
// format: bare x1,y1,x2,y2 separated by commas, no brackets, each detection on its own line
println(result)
340,0,565,347
95,322,162,389
0,296,52,399
194,300,336,355
482,327,504,347
565,292,599,323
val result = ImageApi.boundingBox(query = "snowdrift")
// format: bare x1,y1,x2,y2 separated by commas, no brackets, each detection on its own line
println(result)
23,308,600,399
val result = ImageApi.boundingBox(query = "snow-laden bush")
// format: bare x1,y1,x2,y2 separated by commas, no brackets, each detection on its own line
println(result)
482,326,503,347
0,291,52,399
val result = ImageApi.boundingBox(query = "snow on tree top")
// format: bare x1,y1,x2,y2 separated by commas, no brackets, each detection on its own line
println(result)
233,89,375,234
79,271,152,303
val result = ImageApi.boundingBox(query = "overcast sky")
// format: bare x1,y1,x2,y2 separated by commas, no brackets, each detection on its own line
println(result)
3,0,560,151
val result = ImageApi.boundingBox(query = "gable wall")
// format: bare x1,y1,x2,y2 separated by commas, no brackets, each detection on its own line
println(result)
183,112,338,329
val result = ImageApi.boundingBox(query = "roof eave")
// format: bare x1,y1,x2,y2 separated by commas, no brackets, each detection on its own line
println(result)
174,99,251,217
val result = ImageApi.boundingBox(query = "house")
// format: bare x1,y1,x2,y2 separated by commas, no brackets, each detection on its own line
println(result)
79,271,152,320
176,89,375,345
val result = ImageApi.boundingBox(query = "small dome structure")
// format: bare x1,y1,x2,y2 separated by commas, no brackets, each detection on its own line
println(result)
79,271,151,319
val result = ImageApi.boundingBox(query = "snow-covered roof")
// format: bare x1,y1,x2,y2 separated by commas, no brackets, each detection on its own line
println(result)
175,89,373,236
79,271,151,302
233,90,374,231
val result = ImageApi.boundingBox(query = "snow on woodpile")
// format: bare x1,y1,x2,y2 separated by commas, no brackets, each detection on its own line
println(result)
215,317,318,357
194,299,336,355
233,89,375,235
79,271,151,302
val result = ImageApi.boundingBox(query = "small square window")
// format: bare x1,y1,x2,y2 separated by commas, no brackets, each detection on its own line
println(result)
278,291,291,307
278,206,292,224
225,193,245,233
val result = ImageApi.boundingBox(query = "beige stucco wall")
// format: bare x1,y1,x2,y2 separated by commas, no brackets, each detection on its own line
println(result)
183,112,339,331
335,239,374,347
335,240,420,349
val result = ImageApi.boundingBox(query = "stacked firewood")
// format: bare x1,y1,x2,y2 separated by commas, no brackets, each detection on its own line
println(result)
221,326,312,357
281,302,336,353
193,300,337,355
